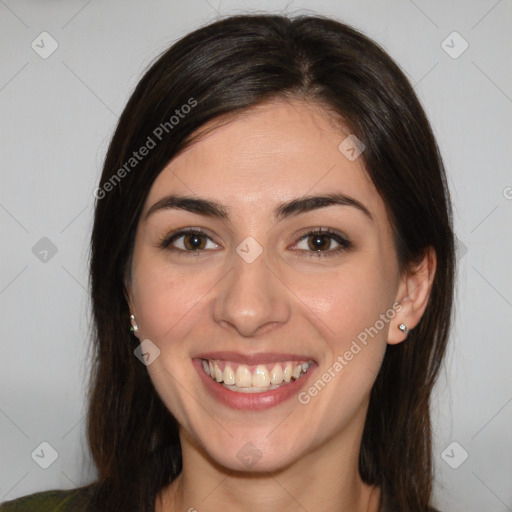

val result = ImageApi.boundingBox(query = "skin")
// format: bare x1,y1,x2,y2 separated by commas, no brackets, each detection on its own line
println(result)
127,99,436,512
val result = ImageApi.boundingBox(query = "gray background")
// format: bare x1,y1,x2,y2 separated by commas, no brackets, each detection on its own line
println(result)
1,0,511,510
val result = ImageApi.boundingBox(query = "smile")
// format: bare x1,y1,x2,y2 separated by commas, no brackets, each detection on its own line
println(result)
193,353,317,410
201,359,311,393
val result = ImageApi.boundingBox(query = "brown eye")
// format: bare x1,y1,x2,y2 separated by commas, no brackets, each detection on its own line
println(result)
160,229,219,252
294,229,353,257
182,233,207,250
307,234,333,251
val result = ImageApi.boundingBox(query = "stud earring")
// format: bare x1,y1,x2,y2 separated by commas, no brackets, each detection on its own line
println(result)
398,323,408,334
129,314,139,333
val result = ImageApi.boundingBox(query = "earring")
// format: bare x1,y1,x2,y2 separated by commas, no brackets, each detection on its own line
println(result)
129,314,139,333
398,323,408,334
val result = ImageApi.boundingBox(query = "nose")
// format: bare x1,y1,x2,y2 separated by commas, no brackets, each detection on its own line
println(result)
212,248,291,338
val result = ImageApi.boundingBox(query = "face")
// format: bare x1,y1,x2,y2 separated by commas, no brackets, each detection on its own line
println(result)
128,99,403,472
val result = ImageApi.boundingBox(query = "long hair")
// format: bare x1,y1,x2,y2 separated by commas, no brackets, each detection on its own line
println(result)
87,14,455,511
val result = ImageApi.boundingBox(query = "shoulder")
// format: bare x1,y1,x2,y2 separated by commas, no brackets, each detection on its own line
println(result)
0,485,96,512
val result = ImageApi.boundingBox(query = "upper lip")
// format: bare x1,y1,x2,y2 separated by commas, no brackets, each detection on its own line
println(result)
193,351,315,365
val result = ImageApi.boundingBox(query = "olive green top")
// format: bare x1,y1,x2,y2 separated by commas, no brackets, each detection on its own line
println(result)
0,487,94,512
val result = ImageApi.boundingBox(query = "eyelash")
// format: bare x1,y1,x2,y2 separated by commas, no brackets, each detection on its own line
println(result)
159,227,353,258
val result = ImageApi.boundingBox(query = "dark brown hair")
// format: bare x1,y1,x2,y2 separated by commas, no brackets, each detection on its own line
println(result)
87,13,454,512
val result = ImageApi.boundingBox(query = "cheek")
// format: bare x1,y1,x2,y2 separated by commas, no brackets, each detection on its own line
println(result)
291,261,395,347
289,258,396,409
291,267,392,428
130,251,215,342
129,257,212,421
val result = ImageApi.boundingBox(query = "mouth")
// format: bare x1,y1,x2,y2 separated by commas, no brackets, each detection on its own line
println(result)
193,352,316,410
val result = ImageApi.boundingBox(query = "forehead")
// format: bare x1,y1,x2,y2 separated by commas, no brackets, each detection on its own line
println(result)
143,99,385,221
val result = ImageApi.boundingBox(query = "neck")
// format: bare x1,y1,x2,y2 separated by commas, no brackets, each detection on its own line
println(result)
157,428,380,512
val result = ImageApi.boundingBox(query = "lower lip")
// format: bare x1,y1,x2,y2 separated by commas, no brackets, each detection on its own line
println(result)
193,359,316,411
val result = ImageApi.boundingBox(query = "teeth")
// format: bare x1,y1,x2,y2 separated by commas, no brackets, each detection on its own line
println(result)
223,384,282,393
270,364,283,384
235,365,252,387
201,359,311,392
252,366,270,387
283,363,292,382
214,362,223,382
223,365,235,385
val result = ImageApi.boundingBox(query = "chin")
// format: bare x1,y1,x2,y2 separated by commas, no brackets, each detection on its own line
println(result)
206,443,301,474
194,425,313,474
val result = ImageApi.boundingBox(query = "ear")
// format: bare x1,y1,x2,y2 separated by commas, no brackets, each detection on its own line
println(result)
388,247,437,345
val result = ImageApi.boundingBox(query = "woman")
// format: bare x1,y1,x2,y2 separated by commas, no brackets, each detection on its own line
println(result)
1,13,454,512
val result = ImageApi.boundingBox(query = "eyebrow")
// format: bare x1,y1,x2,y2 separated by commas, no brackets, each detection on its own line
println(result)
144,192,373,223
